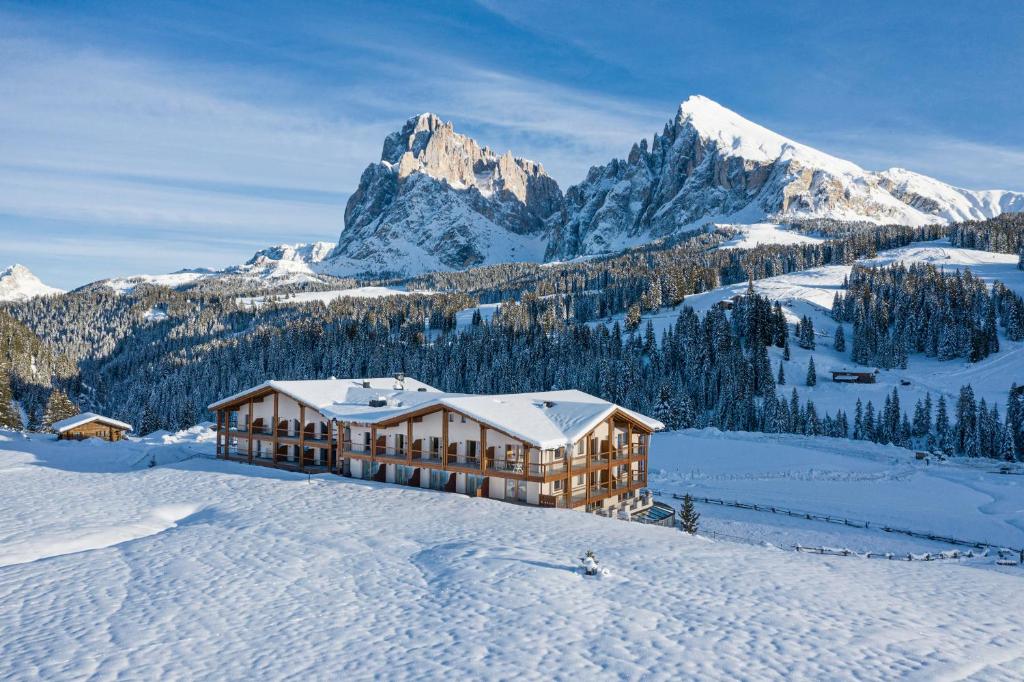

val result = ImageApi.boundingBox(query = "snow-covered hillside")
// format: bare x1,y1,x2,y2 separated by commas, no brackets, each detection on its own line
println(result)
0,265,63,302
100,241,343,293
605,240,1024,416
1,430,1023,679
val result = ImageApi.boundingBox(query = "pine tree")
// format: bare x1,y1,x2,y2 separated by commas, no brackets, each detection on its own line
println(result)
0,370,23,430
853,398,864,440
679,494,700,534
1007,384,1024,459
42,389,78,430
777,361,785,386
139,401,160,436
783,336,791,361
954,385,977,454
833,325,845,352
624,304,642,331
805,356,817,386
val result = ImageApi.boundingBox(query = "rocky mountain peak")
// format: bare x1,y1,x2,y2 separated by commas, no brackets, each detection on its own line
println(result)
330,114,564,277
0,264,64,301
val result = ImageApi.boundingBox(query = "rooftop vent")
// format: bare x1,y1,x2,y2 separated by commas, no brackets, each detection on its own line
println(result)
368,398,387,408
362,381,371,388
543,401,556,408
417,387,427,392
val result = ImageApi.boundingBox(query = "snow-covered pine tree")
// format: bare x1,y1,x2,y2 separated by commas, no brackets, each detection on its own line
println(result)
42,389,78,430
624,304,641,331
834,325,845,352
1007,384,1024,459
805,356,816,386
853,399,864,440
0,370,23,430
679,494,700,534
955,385,977,454
777,361,785,386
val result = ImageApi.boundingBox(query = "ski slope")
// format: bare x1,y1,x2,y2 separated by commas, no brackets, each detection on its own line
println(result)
2,429,1023,679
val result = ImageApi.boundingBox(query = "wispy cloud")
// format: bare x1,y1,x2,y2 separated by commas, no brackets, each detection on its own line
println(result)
0,27,669,287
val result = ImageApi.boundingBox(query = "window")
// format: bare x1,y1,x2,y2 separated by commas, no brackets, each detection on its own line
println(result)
448,412,454,422
577,441,585,455
576,475,585,485
553,479,563,491
396,434,405,454
466,440,478,458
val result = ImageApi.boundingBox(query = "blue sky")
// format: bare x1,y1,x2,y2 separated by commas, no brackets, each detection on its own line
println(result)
2,1,1022,289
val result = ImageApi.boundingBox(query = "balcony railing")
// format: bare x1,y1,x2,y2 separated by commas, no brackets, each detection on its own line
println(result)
487,458,525,474
446,456,482,469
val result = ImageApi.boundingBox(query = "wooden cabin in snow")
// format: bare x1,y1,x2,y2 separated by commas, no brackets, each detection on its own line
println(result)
53,413,133,442
209,377,663,518
831,369,878,384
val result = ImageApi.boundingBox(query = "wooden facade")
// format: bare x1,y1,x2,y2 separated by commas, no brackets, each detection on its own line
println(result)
212,385,654,513
831,370,877,384
57,418,129,442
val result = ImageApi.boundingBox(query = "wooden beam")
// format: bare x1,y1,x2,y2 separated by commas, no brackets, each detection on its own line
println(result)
298,404,305,472
406,419,413,464
606,415,614,495
247,399,254,464
480,424,487,473
370,424,377,461
272,391,279,466
441,408,449,470
334,420,341,473
565,443,572,509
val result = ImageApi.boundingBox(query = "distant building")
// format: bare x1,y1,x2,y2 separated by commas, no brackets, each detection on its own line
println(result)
208,377,663,517
53,413,133,442
831,369,878,384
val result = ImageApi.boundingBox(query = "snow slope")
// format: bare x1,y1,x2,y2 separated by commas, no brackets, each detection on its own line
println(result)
717,222,826,250
609,240,1024,414
650,429,1024,558
0,264,63,301
1,430,1023,679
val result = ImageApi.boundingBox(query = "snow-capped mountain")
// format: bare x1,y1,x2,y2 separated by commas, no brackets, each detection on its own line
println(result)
70,97,1024,289
100,242,340,293
546,95,1024,258
327,113,564,277
0,264,63,301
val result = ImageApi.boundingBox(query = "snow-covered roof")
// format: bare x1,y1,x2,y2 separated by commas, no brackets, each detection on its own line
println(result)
207,377,440,412
51,412,133,433
208,379,663,449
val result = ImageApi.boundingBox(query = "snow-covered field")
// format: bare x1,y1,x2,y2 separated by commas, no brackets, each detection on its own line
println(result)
2,428,1024,679
717,222,825,249
651,429,1024,561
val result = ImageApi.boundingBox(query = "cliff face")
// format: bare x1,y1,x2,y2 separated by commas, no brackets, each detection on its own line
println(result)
325,98,1024,275
331,113,563,277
